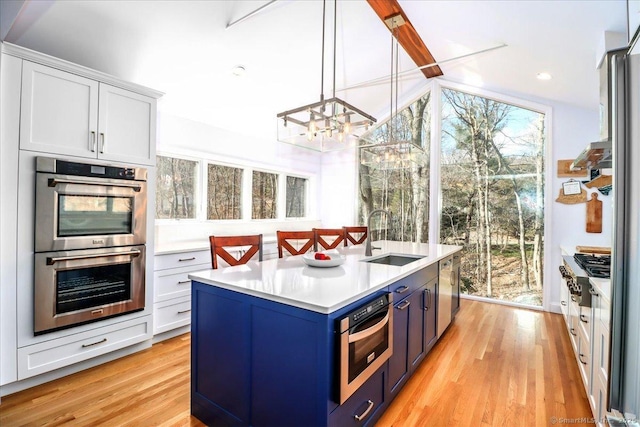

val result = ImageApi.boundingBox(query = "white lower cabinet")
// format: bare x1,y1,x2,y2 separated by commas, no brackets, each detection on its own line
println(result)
153,248,210,336
154,296,192,335
17,316,151,380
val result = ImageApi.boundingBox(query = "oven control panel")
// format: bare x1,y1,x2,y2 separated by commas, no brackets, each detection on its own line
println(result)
341,294,390,331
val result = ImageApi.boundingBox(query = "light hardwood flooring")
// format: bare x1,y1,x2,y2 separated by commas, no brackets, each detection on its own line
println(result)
0,300,592,426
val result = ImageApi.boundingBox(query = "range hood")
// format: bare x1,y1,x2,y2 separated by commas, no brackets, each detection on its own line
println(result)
570,140,611,170
571,47,625,171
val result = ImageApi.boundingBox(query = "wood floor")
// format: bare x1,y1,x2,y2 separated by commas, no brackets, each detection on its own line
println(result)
0,300,592,427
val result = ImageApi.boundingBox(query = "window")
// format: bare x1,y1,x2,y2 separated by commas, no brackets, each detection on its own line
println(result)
440,87,545,306
156,156,198,219
207,163,243,220
252,171,278,219
358,92,431,243
285,176,307,218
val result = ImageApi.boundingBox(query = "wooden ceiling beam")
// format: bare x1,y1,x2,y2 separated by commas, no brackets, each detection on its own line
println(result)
366,0,443,79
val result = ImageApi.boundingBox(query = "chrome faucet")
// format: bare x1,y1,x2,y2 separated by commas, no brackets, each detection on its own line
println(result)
365,209,392,256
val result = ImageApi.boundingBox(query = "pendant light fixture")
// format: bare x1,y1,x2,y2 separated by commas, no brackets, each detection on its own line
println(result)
359,13,425,170
276,0,376,152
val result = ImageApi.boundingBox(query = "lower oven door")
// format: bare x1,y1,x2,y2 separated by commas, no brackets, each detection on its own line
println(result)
34,245,146,335
339,299,393,404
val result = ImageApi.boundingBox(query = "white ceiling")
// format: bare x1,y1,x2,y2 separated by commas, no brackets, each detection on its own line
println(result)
3,0,629,141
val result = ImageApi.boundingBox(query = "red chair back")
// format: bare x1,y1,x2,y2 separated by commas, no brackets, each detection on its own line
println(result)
277,231,315,258
344,226,368,246
313,228,346,251
209,234,263,269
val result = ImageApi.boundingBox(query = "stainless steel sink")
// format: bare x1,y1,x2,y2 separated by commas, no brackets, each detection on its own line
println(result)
363,254,425,266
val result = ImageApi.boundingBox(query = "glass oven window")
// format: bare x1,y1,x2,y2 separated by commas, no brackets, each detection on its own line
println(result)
56,262,132,314
348,316,389,382
58,195,133,236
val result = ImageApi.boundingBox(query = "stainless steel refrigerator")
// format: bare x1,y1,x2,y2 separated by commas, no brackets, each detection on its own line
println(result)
610,47,640,419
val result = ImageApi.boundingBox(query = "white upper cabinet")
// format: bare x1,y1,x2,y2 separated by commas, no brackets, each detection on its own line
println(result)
20,61,99,158
97,84,156,165
20,60,157,165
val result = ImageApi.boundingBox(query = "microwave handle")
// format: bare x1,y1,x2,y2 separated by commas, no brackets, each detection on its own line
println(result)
48,177,142,192
348,308,390,343
47,249,141,265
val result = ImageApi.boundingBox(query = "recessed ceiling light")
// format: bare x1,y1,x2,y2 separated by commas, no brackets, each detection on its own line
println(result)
231,65,246,77
537,72,552,81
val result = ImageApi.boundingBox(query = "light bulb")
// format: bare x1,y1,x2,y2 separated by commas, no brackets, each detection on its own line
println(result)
344,112,351,134
337,127,344,142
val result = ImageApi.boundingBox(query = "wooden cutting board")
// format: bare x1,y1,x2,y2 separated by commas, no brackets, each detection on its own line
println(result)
586,192,602,233
576,245,611,254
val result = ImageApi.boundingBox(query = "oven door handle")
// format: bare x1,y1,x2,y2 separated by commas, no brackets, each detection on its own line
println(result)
47,249,141,265
48,177,142,192
348,309,390,343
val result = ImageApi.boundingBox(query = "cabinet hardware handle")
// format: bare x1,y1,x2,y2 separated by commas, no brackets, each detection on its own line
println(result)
177,280,191,284
82,338,107,348
90,131,96,152
48,177,142,192
588,288,599,297
353,400,374,421
397,300,411,310
178,257,196,262
349,310,390,343
450,271,455,285
47,249,141,265
570,328,577,336
99,132,105,153
395,285,409,294
580,314,588,323
578,354,588,365
570,295,578,302
423,289,430,311
561,301,567,306
178,309,191,314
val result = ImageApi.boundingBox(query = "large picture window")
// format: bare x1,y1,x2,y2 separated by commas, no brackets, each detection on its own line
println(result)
207,164,243,220
156,156,198,219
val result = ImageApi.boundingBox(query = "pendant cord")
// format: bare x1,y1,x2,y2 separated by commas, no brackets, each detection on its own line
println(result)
320,0,326,103
332,0,337,100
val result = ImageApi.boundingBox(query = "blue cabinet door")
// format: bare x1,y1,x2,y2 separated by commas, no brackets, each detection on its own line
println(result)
407,288,426,370
424,279,438,353
388,296,410,395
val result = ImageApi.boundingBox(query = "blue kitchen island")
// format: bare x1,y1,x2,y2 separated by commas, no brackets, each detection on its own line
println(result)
188,241,462,427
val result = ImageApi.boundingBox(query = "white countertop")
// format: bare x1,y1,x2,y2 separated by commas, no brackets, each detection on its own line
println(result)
189,241,462,314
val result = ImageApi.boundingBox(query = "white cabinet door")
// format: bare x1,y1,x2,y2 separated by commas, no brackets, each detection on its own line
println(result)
20,61,99,157
97,84,156,165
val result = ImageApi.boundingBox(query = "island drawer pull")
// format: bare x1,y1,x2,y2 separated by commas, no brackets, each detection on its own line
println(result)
178,309,191,314
82,338,107,348
353,400,374,421
395,285,409,294
396,300,410,310
178,257,196,262
177,280,191,285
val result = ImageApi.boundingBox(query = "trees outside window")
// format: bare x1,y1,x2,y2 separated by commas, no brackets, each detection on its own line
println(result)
358,93,431,242
286,176,307,218
440,88,545,305
252,171,278,219
156,156,197,219
357,84,546,306
207,164,242,220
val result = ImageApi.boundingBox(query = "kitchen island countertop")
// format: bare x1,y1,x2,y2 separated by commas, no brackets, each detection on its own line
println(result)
189,240,462,314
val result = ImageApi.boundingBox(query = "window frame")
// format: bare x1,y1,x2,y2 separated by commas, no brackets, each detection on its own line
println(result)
155,151,315,223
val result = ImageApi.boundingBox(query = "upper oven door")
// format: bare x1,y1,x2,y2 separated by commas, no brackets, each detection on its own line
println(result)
35,172,147,252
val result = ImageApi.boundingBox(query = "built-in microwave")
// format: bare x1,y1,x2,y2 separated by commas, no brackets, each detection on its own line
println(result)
336,293,393,405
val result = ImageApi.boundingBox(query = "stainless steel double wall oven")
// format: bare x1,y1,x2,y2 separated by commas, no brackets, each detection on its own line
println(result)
34,157,147,334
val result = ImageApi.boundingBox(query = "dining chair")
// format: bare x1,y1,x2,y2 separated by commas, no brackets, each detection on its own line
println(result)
344,226,368,246
313,228,346,251
276,230,316,258
209,234,263,269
